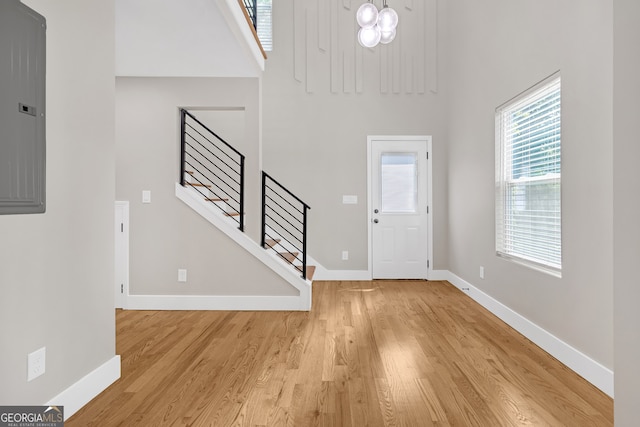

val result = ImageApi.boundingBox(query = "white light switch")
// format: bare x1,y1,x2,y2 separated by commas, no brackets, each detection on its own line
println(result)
142,190,151,204
342,195,358,204
178,269,187,282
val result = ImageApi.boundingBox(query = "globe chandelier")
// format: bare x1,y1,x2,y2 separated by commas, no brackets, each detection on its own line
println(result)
356,0,398,48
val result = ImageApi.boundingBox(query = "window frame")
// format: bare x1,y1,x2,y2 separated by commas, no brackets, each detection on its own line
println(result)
495,72,562,277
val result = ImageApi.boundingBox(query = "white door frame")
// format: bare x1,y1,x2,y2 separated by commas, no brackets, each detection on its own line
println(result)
367,135,433,280
115,201,129,309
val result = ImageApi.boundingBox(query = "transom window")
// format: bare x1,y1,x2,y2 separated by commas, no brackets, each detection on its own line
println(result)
495,73,562,276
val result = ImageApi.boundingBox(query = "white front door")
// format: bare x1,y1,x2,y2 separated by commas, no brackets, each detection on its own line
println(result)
370,137,430,279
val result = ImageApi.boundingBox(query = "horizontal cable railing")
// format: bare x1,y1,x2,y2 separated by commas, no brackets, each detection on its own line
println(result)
261,172,311,280
180,109,245,231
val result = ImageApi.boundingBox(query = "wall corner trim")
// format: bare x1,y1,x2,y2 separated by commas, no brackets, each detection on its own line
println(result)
446,271,614,398
47,355,121,421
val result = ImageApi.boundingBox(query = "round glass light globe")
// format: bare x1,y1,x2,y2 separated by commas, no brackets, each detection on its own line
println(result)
356,3,379,29
358,25,381,48
377,6,398,31
380,28,396,44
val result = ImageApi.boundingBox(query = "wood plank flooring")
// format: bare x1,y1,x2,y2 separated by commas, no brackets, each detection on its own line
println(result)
67,281,613,426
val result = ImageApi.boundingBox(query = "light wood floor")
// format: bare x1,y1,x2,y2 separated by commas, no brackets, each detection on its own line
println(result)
68,281,612,426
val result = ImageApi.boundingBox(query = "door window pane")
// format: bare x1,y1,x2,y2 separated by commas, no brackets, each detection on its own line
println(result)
381,153,417,213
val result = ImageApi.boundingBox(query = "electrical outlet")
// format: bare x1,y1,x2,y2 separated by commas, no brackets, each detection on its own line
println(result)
27,347,46,381
342,251,349,261
479,266,485,279
178,269,187,282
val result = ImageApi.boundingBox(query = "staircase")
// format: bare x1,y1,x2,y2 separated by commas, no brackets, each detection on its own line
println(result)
178,109,315,301
182,169,315,282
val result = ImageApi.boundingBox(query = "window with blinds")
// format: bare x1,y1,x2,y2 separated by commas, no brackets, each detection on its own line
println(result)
256,0,272,51
495,73,562,276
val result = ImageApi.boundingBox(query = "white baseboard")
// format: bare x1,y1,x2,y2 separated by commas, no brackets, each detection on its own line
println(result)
313,269,450,282
47,355,121,421
446,272,614,398
127,294,309,311
311,263,450,282
313,269,371,281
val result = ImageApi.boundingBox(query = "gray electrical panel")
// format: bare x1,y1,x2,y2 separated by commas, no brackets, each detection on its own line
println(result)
0,0,46,214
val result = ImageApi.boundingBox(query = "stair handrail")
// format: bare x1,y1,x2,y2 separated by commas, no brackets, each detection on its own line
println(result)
261,171,311,280
238,0,267,60
180,108,245,231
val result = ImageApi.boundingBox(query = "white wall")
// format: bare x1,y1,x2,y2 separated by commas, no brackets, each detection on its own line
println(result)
613,0,640,422
446,0,613,374
262,0,448,271
0,0,116,405
116,0,262,77
116,77,298,297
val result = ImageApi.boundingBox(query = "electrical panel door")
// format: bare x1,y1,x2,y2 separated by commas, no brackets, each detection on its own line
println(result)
0,0,46,214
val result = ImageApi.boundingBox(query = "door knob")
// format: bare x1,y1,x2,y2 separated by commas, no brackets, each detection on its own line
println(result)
373,219,379,223
374,209,379,213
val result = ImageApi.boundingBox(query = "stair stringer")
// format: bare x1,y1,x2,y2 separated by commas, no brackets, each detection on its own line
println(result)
175,183,311,311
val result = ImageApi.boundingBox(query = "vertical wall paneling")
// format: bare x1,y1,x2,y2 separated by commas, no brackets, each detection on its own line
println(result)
392,40,401,94
380,47,389,94
405,54,413,93
416,0,426,94
426,0,438,93
341,4,354,93
294,0,305,82
318,0,329,51
343,51,353,93
330,0,340,93
306,2,317,93
291,0,438,95
355,40,364,93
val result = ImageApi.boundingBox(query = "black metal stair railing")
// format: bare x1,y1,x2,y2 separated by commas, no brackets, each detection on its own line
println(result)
180,109,245,231
261,172,311,279
242,0,257,29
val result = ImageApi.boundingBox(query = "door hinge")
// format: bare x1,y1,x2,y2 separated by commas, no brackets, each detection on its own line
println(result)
121,284,124,294
121,223,124,233
427,260,430,268
427,152,429,160
427,205,429,214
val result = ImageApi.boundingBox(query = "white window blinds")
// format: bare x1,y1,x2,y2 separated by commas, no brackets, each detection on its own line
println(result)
495,74,562,275
257,0,272,51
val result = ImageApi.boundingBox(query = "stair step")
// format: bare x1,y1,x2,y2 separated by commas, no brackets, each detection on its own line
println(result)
279,252,299,264
224,212,240,217
185,170,194,175
294,264,316,280
205,198,229,202
264,239,281,248
188,182,212,188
